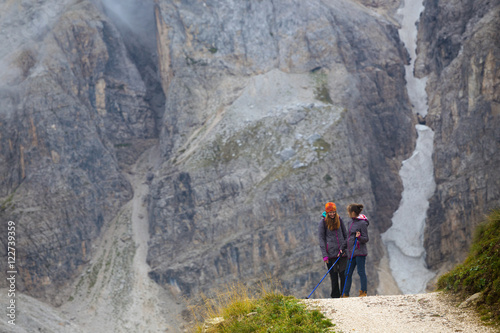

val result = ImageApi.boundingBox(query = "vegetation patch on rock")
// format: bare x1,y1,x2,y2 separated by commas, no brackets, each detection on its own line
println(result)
437,208,500,327
190,280,334,332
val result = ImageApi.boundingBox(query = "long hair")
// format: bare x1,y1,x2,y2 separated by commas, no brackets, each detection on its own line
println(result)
325,213,340,231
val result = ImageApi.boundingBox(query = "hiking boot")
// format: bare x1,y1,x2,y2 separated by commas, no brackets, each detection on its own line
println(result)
359,290,367,297
341,294,349,298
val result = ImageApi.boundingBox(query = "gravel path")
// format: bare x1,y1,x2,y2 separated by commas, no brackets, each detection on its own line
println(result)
304,292,496,333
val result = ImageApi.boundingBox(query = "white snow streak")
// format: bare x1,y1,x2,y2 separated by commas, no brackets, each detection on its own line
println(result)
382,0,436,294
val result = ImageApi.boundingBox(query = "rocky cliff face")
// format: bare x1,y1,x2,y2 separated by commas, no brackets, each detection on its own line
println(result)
418,0,500,274
0,0,414,305
0,0,162,304
148,0,413,298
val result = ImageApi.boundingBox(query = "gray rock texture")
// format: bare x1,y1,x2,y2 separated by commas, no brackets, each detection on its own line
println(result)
0,0,162,304
418,0,500,274
149,0,413,299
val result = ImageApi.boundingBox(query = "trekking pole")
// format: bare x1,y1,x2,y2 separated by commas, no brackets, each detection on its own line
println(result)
341,237,358,297
306,255,342,299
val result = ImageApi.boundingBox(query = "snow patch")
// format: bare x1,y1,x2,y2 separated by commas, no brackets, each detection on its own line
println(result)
382,125,436,294
397,0,428,117
382,0,436,294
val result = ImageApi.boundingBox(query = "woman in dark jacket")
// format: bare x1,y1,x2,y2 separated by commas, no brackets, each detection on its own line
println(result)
318,202,348,298
343,203,369,297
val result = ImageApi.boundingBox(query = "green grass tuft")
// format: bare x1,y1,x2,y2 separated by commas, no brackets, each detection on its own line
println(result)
437,208,500,327
311,71,333,104
190,279,335,332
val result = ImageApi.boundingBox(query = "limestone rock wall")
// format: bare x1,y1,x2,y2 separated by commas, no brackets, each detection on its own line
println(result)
0,0,161,304
148,0,414,298
418,0,500,273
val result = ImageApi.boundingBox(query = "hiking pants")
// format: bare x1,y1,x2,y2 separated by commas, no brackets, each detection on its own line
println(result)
344,256,367,295
327,260,346,298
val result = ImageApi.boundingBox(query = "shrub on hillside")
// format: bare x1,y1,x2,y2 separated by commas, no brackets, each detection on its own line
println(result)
189,279,334,332
437,208,500,326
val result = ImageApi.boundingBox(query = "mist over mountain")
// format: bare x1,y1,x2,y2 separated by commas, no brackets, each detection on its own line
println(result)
0,0,498,331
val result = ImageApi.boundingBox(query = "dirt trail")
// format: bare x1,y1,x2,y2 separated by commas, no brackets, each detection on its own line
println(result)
305,292,496,333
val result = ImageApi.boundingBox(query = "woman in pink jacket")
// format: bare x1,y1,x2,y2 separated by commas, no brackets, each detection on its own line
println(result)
343,203,370,297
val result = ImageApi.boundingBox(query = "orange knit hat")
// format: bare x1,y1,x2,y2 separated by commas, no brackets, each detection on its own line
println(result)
325,202,336,212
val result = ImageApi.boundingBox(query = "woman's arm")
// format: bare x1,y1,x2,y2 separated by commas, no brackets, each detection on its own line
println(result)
318,219,328,258
357,221,369,243
340,219,348,251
